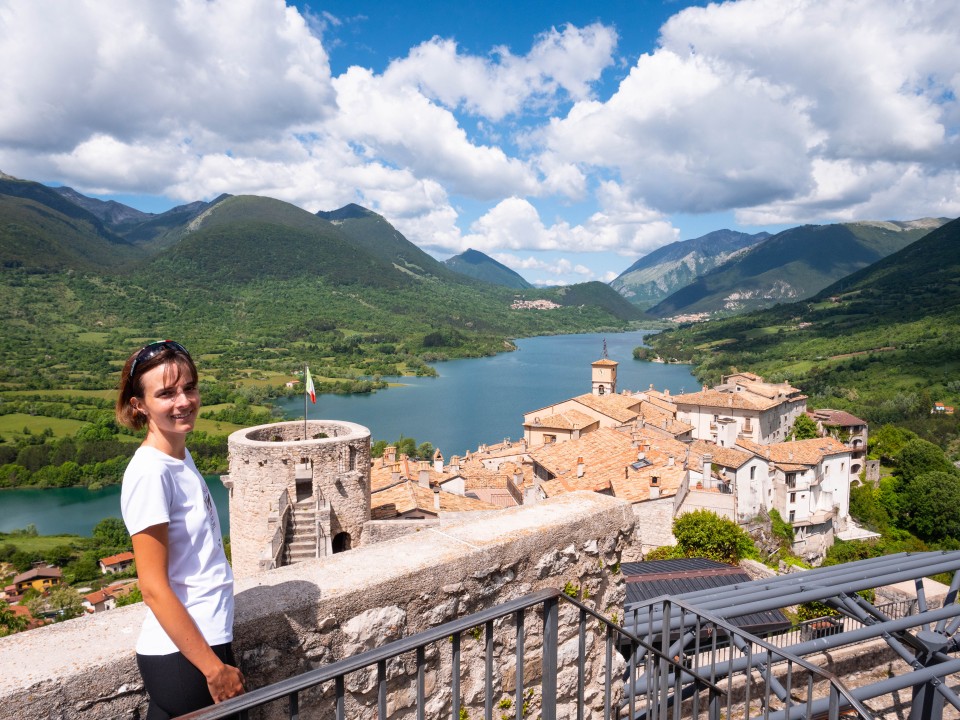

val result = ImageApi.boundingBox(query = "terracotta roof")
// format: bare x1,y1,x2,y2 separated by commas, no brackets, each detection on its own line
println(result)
370,454,457,491
592,358,619,366
688,440,753,470
737,436,850,466
525,409,598,431
809,409,867,427
99,551,134,566
672,388,778,411
571,392,641,423
530,427,688,500
371,480,499,518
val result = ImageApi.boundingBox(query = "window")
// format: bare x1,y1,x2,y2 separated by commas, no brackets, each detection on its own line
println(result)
750,466,756,480
544,434,556,444
788,510,796,522
789,492,796,503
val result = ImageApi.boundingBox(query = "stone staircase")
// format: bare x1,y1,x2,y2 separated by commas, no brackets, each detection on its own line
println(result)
283,497,332,564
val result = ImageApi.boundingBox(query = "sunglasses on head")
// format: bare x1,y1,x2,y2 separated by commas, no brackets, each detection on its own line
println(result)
129,340,191,378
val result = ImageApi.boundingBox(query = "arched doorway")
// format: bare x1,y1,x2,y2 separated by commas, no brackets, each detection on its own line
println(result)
332,532,351,553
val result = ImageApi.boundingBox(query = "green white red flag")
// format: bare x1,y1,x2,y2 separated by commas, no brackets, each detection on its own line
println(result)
305,366,316,403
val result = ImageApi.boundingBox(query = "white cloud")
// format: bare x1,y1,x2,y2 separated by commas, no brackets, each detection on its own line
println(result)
381,23,617,121
539,0,960,224
0,0,335,154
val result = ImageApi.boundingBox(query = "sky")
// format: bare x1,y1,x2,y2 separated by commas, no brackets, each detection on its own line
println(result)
1,0,958,286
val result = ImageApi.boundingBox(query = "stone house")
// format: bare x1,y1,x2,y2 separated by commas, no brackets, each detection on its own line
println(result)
98,551,134,575
672,373,807,445
737,436,853,562
808,408,869,478
13,566,61,595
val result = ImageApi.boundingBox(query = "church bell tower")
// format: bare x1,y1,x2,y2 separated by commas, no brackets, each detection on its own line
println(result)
591,340,618,396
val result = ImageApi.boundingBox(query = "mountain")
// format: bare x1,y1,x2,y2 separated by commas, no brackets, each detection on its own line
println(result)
648,219,947,318
317,203,461,283
543,281,646,320
143,195,403,286
444,248,533,289
611,230,768,309
643,217,960,422
0,175,142,270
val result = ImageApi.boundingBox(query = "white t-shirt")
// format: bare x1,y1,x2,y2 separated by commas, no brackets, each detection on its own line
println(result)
121,445,234,655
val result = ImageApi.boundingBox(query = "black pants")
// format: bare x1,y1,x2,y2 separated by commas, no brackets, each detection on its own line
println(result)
137,643,238,719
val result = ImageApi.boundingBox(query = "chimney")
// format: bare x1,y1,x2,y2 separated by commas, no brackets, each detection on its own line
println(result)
385,445,397,464
577,457,585,478
513,469,523,486
650,475,660,499
433,487,441,512
702,453,713,482
668,455,675,467
434,450,444,474
664,388,670,396
418,461,431,488
449,456,460,475
391,463,401,484
703,384,708,392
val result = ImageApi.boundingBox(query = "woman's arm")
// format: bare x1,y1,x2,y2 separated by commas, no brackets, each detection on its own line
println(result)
132,524,245,702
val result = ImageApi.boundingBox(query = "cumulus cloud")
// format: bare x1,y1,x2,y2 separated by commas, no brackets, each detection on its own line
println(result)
540,0,960,224
381,23,617,121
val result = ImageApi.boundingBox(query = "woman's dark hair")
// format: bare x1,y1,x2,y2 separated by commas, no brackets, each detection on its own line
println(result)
116,341,198,431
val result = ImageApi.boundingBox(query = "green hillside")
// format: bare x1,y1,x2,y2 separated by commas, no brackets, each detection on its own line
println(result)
0,185,642,394
644,217,960,441
649,220,944,317
0,177,142,271
444,248,533,289
317,204,461,282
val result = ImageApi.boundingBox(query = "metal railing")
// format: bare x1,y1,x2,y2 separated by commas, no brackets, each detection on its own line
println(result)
177,588,721,720
623,596,876,720
260,489,293,572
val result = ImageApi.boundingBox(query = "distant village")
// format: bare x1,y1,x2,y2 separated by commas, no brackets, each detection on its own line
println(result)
3,354,880,630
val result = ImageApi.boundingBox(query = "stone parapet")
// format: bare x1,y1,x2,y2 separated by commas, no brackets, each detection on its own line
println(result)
0,492,634,719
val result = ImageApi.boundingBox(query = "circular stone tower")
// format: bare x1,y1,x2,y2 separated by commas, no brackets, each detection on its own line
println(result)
224,420,371,579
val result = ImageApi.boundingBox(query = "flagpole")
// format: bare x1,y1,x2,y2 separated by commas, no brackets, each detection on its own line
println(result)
304,363,308,439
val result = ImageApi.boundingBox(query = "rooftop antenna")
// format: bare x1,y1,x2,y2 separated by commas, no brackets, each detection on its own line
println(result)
602,338,608,359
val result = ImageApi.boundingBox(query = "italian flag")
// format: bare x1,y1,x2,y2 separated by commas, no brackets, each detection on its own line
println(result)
305,366,316,403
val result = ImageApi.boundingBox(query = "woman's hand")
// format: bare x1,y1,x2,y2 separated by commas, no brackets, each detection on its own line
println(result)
206,662,246,703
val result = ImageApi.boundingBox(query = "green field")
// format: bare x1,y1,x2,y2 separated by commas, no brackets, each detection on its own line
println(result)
0,413,89,437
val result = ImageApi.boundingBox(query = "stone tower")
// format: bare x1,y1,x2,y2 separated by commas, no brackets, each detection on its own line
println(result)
223,419,371,579
591,358,618,396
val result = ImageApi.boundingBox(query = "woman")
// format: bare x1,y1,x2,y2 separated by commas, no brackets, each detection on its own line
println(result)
116,340,245,718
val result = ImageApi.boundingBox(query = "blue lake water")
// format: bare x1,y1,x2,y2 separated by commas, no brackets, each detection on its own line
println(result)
0,330,697,537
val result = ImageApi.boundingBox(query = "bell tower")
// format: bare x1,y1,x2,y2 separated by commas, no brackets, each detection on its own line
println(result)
591,340,618,396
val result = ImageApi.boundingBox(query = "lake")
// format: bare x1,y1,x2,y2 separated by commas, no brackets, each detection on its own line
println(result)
0,330,697,537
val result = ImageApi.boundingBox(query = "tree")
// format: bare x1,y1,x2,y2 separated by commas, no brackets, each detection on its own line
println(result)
868,424,918,464
789,413,819,441
92,517,130,549
671,510,757,564
895,439,957,484
46,585,85,621
900,471,960,542
0,601,28,637
115,587,143,607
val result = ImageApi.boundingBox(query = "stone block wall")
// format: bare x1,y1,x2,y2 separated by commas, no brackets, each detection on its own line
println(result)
226,420,371,578
0,492,635,720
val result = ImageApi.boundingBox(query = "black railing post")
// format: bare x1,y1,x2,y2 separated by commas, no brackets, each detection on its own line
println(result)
416,646,425,720
577,608,586,720
377,659,386,719
515,609,524,720
485,620,494,720
452,634,461,720
542,595,559,720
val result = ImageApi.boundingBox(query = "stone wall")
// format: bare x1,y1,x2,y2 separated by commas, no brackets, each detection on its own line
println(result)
0,492,634,720
624,497,676,561
226,420,371,579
